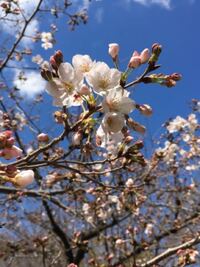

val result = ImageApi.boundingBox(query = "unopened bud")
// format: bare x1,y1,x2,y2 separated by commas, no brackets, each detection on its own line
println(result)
108,43,119,60
152,43,162,55
4,130,12,139
50,50,63,70
54,50,63,64
15,170,35,187
170,73,182,81
127,118,146,134
50,56,57,69
6,165,17,176
137,104,153,116
37,133,49,142
128,56,141,68
6,137,15,148
149,43,162,66
140,48,150,64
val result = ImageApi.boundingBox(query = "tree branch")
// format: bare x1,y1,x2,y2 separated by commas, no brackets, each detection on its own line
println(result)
141,235,200,267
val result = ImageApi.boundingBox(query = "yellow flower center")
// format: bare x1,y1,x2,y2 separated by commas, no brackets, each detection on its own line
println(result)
63,82,74,93
98,79,109,90
80,64,90,73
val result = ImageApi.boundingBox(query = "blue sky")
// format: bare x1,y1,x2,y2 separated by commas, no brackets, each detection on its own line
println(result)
2,0,200,140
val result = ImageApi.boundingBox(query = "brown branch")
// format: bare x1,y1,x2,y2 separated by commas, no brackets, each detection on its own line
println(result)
0,0,43,71
74,213,132,264
0,185,69,210
141,235,200,267
124,64,160,89
5,105,101,168
43,200,74,264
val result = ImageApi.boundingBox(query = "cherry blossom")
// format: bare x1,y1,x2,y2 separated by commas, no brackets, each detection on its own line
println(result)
46,62,83,107
166,116,188,133
14,170,35,187
41,32,54,50
108,43,119,60
102,86,135,114
72,54,94,77
86,62,121,95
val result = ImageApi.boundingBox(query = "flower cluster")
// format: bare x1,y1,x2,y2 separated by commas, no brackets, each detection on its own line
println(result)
41,32,54,50
41,43,181,150
0,130,22,160
156,110,200,170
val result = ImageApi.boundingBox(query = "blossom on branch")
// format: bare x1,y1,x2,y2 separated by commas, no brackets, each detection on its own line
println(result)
14,170,35,187
86,62,121,95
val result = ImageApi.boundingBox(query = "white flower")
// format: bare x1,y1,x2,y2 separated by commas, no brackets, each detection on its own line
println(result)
32,54,43,65
46,62,83,107
41,32,53,42
41,32,53,50
102,112,125,133
188,113,198,132
96,124,123,150
15,170,35,187
156,141,179,164
42,42,53,50
86,62,121,95
72,54,94,77
166,116,188,133
102,86,135,114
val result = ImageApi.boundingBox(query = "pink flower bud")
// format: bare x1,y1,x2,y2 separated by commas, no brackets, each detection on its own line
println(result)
132,51,140,57
78,84,90,96
5,137,15,148
37,133,49,142
15,170,35,187
138,104,153,116
6,165,17,175
128,56,141,69
54,50,63,62
4,130,12,139
140,48,150,64
50,55,57,69
108,43,119,60
127,119,146,134
2,146,22,160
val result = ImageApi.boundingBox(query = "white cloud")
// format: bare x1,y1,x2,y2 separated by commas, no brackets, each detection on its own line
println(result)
0,0,40,45
133,0,171,9
13,71,46,98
